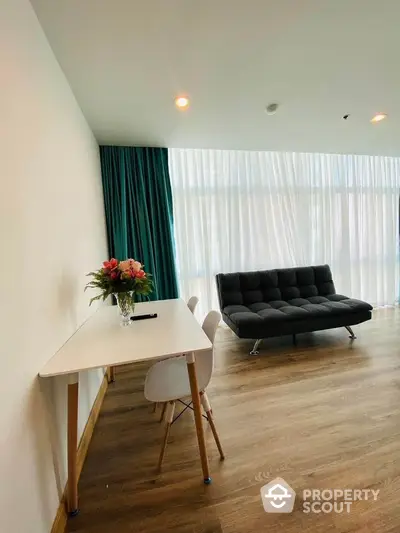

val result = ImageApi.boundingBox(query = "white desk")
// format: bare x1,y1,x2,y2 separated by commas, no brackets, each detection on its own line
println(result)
40,299,213,515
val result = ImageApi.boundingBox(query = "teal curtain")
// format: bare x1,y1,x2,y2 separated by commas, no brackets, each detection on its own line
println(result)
99,146,179,301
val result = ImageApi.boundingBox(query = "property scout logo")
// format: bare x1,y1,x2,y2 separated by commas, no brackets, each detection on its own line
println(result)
260,478,295,513
260,478,379,514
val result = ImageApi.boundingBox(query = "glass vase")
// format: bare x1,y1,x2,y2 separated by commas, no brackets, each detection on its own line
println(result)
114,291,135,326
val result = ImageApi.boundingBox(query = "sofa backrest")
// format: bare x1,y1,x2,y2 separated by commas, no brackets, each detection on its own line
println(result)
215,265,336,310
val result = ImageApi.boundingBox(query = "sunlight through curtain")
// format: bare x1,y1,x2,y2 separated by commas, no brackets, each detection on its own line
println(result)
169,149,400,316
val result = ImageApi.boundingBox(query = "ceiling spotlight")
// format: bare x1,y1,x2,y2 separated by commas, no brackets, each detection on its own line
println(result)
175,96,190,110
266,103,279,115
370,113,387,123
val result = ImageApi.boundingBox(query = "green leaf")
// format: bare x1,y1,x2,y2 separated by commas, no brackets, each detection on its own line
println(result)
89,294,102,306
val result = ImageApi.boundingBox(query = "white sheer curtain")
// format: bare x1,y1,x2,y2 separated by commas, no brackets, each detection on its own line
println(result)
169,148,400,316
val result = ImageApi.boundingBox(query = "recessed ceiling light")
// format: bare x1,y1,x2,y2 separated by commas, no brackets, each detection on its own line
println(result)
370,113,387,123
175,96,189,110
265,103,279,115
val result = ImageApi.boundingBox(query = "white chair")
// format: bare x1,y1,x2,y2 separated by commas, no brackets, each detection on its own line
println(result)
151,295,200,416
144,310,224,469
187,296,199,314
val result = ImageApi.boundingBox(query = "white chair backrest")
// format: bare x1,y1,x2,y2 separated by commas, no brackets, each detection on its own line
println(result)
187,296,199,314
202,310,220,344
197,310,221,391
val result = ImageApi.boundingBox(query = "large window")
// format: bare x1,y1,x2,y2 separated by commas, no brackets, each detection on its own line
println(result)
169,149,400,316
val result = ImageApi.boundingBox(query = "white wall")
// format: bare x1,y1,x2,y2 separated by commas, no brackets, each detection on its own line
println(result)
0,1,108,531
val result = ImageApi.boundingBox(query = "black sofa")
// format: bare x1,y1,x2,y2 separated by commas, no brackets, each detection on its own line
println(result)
216,265,372,354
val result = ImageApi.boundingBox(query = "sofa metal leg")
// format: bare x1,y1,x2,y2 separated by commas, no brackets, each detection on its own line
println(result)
292,334,297,346
345,326,357,340
250,339,262,355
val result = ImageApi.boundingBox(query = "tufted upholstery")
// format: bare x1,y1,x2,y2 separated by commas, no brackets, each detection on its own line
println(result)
216,265,372,339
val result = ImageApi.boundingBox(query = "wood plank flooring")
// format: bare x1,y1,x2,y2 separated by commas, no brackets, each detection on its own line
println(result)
68,308,400,533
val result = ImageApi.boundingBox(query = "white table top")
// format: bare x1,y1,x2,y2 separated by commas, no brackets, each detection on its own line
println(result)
39,299,212,378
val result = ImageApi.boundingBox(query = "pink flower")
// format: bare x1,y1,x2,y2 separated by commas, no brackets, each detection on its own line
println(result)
135,270,145,279
119,259,132,272
132,261,142,272
119,259,142,273
103,258,118,270
110,271,118,280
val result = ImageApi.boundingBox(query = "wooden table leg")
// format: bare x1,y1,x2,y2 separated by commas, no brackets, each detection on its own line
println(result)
186,352,211,483
67,374,79,515
108,366,115,383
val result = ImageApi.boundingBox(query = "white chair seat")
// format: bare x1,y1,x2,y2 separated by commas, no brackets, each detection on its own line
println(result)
144,355,208,403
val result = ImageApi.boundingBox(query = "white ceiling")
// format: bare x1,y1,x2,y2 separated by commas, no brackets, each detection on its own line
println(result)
31,0,400,155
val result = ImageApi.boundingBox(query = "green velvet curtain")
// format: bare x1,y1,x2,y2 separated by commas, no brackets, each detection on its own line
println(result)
99,146,179,301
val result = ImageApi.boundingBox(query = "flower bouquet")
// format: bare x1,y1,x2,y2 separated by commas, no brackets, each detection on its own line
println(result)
85,258,153,325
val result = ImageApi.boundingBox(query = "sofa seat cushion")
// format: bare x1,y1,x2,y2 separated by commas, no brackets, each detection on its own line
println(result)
326,294,373,312
224,295,372,328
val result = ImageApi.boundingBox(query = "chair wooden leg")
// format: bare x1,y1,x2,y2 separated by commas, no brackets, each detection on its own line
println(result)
153,402,158,413
207,410,225,460
157,401,175,470
159,402,167,422
200,391,225,460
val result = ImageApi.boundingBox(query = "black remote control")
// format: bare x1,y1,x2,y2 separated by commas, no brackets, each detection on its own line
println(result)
130,313,158,321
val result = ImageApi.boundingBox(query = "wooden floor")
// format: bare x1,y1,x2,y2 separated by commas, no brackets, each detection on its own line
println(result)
68,308,400,533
